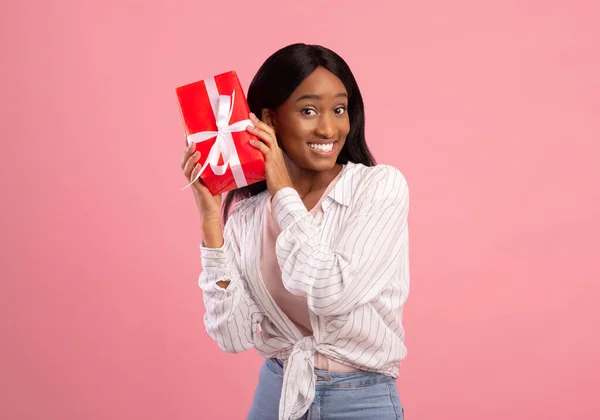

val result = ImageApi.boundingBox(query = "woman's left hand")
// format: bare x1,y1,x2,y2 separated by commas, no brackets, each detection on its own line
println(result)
247,112,293,196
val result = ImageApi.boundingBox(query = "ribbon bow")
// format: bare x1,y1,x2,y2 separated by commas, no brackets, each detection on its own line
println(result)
280,336,318,420
180,77,251,191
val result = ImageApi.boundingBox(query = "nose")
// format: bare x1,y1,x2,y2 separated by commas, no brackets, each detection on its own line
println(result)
315,114,336,139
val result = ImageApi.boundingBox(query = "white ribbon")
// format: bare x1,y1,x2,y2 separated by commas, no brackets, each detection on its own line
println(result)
180,77,251,191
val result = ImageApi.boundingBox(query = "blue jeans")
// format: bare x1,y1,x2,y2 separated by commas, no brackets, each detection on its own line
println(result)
247,358,404,420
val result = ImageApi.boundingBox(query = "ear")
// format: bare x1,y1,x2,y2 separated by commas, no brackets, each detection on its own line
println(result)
261,109,276,130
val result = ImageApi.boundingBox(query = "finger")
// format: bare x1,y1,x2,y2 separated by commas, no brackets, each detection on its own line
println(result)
183,151,201,178
191,164,214,196
190,162,206,186
181,142,196,169
189,162,199,182
247,125,275,147
249,112,276,137
249,139,270,156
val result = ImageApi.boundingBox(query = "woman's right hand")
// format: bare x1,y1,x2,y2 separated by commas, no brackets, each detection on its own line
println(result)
181,142,222,221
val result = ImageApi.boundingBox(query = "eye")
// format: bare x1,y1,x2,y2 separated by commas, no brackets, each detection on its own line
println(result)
334,106,347,115
301,108,318,116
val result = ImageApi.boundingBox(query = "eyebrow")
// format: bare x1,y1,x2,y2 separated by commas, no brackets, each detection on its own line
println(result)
296,93,348,102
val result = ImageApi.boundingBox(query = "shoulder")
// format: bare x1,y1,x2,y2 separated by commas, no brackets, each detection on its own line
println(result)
346,162,409,204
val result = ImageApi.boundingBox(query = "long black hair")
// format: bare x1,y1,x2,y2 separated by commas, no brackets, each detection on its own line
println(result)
223,43,376,222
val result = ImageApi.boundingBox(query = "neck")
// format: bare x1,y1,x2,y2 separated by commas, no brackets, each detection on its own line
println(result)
286,161,343,198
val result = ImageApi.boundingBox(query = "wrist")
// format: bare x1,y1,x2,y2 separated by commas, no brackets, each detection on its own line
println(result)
202,215,221,226
201,218,224,249
270,182,294,197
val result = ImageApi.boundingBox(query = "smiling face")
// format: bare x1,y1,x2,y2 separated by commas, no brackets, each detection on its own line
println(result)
264,67,350,173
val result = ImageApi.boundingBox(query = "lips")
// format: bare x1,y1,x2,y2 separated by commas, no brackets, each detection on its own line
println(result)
307,142,334,152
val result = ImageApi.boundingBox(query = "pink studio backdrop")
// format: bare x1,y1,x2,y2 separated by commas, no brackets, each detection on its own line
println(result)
2,0,599,419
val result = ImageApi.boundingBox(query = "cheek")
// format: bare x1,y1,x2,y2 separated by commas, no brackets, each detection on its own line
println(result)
279,118,314,144
339,119,351,139
276,126,304,153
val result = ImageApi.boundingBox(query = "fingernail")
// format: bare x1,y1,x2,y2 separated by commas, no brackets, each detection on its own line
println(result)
247,125,254,131
249,112,256,119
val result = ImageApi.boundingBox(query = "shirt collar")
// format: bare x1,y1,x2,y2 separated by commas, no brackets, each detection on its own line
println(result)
236,161,357,215
326,161,356,207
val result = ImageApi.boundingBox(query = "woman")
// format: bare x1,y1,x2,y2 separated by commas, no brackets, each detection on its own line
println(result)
181,43,409,420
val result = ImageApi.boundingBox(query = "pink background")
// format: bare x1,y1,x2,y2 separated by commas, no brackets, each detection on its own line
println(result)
2,0,599,419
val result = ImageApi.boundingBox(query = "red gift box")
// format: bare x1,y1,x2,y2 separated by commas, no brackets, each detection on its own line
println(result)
176,71,265,195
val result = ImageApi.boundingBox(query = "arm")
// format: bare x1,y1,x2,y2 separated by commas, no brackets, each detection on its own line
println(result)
273,166,409,316
198,209,263,353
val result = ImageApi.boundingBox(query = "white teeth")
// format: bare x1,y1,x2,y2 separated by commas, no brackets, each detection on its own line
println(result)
308,143,334,152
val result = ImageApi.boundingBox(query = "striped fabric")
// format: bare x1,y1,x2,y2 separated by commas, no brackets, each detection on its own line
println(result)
198,161,410,420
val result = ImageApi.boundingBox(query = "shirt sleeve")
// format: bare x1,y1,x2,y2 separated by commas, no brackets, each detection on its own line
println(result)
272,165,409,316
198,207,263,352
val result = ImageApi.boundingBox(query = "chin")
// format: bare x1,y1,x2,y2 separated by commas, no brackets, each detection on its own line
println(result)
303,157,339,172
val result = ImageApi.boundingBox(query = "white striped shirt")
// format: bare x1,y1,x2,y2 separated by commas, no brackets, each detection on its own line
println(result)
198,161,410,420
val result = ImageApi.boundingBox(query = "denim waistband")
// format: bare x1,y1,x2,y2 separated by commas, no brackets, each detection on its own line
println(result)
267,358,395,388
